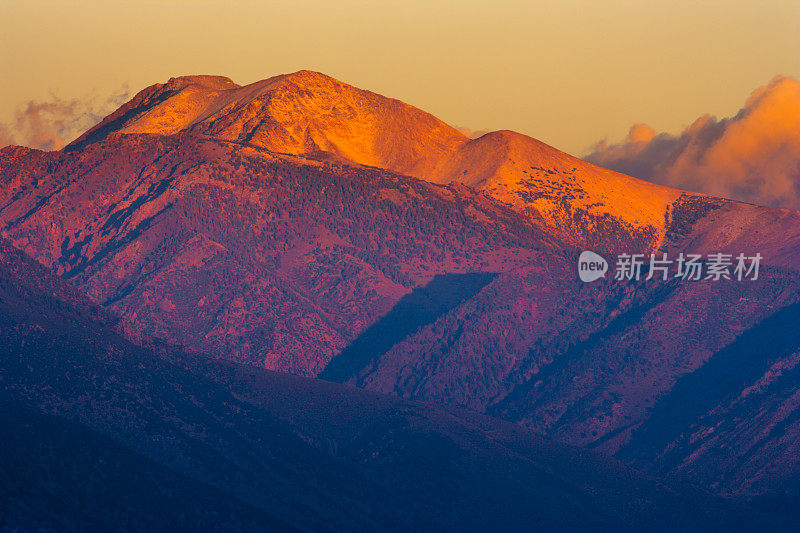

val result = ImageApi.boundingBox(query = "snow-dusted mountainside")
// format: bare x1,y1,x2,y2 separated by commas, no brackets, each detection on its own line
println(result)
69,71,468,180
67,70,688,250
434,129,682,250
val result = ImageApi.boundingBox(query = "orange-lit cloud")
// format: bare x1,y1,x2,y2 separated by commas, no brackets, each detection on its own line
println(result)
0,87,130,151
585,76,800,210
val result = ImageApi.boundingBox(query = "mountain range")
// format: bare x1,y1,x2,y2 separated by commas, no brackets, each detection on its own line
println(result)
1,70,798,529
5,234,787,531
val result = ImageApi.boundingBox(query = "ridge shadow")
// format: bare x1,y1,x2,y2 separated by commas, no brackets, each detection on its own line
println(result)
618,301,800,468
319,272,498,383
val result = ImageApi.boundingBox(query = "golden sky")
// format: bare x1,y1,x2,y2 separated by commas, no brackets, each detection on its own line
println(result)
1,0,798,154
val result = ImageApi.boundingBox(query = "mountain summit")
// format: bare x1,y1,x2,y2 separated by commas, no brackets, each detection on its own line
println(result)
69,70,683,248
70,70,468,178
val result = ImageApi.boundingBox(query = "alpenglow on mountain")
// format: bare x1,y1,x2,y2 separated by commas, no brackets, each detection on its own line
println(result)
1,70,799,509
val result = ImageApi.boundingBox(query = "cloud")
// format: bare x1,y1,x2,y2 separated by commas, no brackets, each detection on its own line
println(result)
454,125,492,139
0,123,14,148
585,76,800,210
0,86,130,151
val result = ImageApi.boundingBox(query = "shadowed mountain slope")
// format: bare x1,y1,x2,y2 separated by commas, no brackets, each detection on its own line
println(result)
0,134,561,376
3,236,787,532
329,212,800,497
319,272,498,382
618,301,800,496
0,405,293,532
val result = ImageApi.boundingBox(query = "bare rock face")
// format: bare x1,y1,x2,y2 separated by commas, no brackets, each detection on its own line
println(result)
2,71,800,504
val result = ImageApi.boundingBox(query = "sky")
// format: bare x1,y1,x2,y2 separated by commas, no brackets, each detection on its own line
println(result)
1,0,798,155
586,76,800,209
